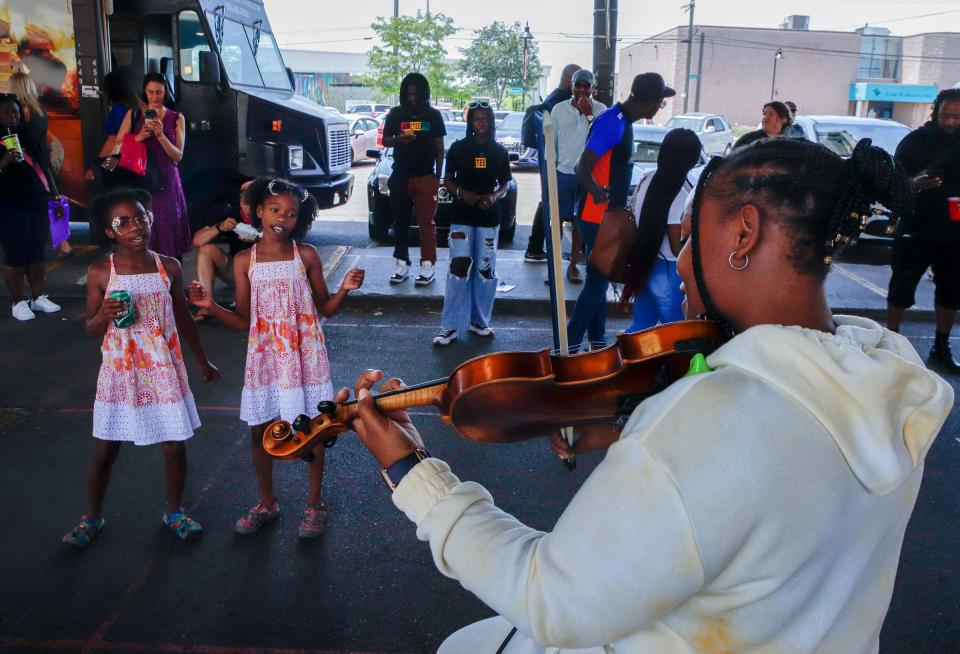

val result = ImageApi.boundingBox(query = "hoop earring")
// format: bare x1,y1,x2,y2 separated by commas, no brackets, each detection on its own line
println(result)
728,251,749,271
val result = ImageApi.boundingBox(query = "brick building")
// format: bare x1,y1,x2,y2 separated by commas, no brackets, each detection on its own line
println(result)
617,18,960,128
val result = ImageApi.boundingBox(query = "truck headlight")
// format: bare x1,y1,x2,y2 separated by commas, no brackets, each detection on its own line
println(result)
288,145,304,171
377,174,390,196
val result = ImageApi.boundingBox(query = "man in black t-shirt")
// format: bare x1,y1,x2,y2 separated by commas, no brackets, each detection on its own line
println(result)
888,89,960,371
190,179,258,321
382,72,446,286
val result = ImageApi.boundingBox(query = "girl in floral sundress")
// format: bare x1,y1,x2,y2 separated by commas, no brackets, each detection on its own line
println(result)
189,178,364,539
63,189,219,550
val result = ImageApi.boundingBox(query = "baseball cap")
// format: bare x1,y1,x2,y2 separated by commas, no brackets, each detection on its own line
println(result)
630,73,676,101
571,69,596,86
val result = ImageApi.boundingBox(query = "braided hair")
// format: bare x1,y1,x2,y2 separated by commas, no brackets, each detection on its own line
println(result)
690,138,913,323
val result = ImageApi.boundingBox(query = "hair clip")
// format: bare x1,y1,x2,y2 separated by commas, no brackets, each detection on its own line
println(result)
267,179,309,203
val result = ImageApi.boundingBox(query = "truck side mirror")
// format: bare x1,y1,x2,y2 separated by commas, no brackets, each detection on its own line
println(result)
198,51,221,86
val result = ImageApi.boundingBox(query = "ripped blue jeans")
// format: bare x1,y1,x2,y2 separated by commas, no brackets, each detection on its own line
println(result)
440,224,499,334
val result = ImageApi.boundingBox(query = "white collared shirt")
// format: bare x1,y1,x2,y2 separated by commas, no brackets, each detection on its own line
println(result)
550,97,607,175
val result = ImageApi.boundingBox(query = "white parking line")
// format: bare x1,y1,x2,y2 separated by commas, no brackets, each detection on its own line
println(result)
832,264,888,299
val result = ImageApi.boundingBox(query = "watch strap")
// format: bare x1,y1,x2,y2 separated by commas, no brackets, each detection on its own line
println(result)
381,448,432,492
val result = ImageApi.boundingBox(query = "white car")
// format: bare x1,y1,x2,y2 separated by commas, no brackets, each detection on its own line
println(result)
790,115,909,158
346,102,391,119
343,114,381,164
664,113,735,156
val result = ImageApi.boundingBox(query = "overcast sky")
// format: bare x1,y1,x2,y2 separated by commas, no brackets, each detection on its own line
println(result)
267,1,960,88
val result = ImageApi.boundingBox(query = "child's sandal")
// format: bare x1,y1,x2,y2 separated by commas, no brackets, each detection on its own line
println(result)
163,511,203,541
62,515,105,550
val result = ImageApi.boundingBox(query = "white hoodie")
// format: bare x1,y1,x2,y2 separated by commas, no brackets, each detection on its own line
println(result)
393,316,953,653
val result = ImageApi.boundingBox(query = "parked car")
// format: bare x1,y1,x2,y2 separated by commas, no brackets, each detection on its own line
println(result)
320,106,342,114
367,122,518,245
793,115,910,240
630,124,708,191
664,113,735,156
494,110,511,125
346,102,391,118
343,114,381,164
495,112,525,156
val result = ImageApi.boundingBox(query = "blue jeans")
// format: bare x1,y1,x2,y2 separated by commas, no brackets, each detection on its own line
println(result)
566,217,607,351
556,172,580,220
440,224,499,334
627,258,684,333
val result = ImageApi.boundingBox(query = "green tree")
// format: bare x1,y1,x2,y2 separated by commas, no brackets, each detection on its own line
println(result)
367,11,456,100
459,21,542,108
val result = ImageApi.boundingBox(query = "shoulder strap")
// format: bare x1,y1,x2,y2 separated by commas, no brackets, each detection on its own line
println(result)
153,252,171,288
292,241,306,275
247,243,257,278
107,254,118,288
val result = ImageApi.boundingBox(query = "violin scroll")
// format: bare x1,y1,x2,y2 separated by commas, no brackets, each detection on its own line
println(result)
262,402,351,460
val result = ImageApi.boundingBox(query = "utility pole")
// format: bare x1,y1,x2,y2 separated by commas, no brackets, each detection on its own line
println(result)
592,0,618,107
694,30,704,112
393,0,398,17
682,0,695,113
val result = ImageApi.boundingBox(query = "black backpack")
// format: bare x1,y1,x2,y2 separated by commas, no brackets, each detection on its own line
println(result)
521,103,545,149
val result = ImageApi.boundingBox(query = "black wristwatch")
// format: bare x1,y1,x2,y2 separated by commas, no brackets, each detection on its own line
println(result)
381,448,432,492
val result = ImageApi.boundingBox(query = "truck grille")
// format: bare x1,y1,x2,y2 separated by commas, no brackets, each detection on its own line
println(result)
326,124,351,172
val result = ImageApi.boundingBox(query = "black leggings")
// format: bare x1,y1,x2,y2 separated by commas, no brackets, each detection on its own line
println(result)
0,202,49,268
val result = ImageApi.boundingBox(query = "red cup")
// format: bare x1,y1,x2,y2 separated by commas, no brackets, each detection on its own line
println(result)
949,197,960,222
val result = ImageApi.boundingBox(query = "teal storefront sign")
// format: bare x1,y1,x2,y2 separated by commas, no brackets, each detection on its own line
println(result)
850,82,939,103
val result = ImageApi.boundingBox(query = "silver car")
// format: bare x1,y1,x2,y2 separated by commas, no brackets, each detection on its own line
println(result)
790,115,909,158
664,113,735,156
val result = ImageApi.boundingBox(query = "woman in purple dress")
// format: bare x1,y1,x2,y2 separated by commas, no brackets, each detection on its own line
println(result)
113,73,190,258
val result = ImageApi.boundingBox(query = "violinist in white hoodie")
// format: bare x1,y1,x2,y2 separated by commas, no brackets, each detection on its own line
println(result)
335,137,953,654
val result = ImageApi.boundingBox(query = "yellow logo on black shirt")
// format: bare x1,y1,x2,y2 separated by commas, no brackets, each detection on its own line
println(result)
474,155,487,169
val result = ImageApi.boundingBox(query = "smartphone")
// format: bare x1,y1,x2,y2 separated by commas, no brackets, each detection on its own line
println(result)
145,109,158,120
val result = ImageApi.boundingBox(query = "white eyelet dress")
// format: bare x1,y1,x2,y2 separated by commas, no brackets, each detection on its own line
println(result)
93,253,200,444
240,243,333,426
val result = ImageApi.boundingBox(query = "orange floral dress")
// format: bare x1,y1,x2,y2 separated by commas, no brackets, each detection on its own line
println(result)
94,253,199,444
240,243,332,426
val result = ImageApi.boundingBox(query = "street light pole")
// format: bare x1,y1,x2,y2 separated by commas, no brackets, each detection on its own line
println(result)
522,22,532,112
682,0,696,113
770,48,783,101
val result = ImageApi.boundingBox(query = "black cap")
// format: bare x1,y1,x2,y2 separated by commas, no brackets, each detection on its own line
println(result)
630,73,676,101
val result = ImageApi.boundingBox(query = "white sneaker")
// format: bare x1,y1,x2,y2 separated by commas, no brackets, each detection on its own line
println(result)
30,294,61,313
469,322,494,337
12,300,35,321
432,328,458,346
390,259,410,284
415,261,435,286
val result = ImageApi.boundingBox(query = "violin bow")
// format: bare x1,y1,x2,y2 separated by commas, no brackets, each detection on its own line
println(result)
541,111,577,470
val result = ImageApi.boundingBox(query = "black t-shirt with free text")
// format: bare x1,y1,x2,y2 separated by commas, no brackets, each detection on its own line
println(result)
383,105,446,178
445,137,512,228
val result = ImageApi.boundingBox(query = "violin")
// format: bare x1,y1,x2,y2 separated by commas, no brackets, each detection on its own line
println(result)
262,320,728,461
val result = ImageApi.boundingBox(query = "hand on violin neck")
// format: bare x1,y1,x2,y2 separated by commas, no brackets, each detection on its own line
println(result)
335,369,425,469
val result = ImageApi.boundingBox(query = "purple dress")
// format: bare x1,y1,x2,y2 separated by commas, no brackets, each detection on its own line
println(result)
133,109,190,258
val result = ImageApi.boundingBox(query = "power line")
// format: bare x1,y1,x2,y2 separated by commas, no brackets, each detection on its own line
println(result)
828,7,960,29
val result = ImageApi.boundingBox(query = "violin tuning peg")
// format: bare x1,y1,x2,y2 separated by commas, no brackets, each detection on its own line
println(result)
323,436,338,448
291,414,311,434
300,451,316,463
317,401,337,415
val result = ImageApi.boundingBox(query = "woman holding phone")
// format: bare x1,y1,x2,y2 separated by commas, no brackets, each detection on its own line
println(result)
113,73,189,259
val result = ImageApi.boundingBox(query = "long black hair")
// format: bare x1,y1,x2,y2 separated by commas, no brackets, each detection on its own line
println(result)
244,177,318,241
103,71,143,111
465,103,497,142
621,128,702,304
689,138,913,325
